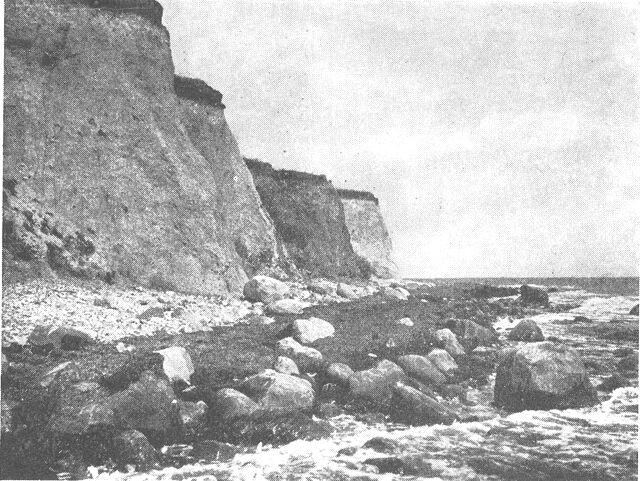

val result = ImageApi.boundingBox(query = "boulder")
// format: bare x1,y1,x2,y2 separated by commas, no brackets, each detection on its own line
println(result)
630,304,639,316
519,285,549,306
153,346,194,385
100,352,165,391
213,388,258,420
107,371,181,437
363,437,400,454
617,352,638,372
112,430,158,470
448,319,498,352
239,369,315,414
434,329,465,357
390,383,458,426
266,299,310,315
28,325,94,350
292,317,335,344
275,337,324,372
179,400,208,438
597,374,630,393
308,279,336,295
337,283,359,300
273,356,300,375
244,275,289,303
348,360,406,406
508,319,545,342
326,363,354,387
427,349,458,376
381,287,408,300
397,355,446,386
395,317,414,327
494,341,598,411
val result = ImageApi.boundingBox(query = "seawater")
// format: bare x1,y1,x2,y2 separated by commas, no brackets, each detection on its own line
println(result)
110,278,638,481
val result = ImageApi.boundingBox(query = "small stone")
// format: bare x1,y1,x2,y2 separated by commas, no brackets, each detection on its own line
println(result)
395,317,413,327
630,304,639,316
308,279,336,295
397,355,446,386
336,283,359,300
597,373,630,393
363,437,400,454
179,400,208,438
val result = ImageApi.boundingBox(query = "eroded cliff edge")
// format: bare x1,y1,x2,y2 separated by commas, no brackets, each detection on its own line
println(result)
245,159,371,279
3,0,279,294
338,189,398,279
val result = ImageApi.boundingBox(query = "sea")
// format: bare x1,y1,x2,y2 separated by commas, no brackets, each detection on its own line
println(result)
110,277,638,481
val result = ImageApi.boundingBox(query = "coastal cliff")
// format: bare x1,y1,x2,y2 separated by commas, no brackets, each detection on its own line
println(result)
338,189,398,279
245,159,370,279
2,0,278,294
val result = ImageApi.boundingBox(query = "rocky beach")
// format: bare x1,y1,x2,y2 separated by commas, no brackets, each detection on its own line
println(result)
2,0,639,480
2,277,639,479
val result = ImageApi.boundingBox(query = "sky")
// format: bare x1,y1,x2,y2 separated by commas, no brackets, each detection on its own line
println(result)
164,1,639,278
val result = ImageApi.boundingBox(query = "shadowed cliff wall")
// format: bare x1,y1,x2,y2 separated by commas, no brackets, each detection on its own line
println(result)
245,159,369,279
338,189,398,279
2,0,278,293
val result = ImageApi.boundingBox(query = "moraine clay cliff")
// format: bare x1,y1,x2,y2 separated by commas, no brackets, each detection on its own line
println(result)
338,189,398,279
3,0,395,295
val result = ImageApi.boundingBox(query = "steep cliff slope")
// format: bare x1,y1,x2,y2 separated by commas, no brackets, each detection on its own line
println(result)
245,159,369,279
338,189,398,279
174,76,279,276
3,0,278,294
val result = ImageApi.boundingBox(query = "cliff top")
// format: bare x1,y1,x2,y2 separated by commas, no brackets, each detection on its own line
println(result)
244,158,329,185
174,76,225,108
337,188,379,205
68,0,164,25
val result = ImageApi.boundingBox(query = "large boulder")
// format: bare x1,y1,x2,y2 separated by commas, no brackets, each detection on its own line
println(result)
337,283,359,300
292,317,335,344
112,430,158,470
239,369,315,414
448,319,498,352
494,341,598,411
212,388,258,420
266,299,310,315
508,319,545,342
434,329,465,357
427,349,458,376
348,360,407,406
390,383,458,426
275,337,324,372
308,279,336,296
519,285,549,306
397,355,446,386
244,276,289,303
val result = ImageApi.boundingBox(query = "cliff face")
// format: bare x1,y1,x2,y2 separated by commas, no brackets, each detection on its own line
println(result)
3,0,278,293
338,189,398,279
245,159,368,279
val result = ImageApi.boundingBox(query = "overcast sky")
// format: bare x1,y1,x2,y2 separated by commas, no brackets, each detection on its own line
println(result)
164,1,639,278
